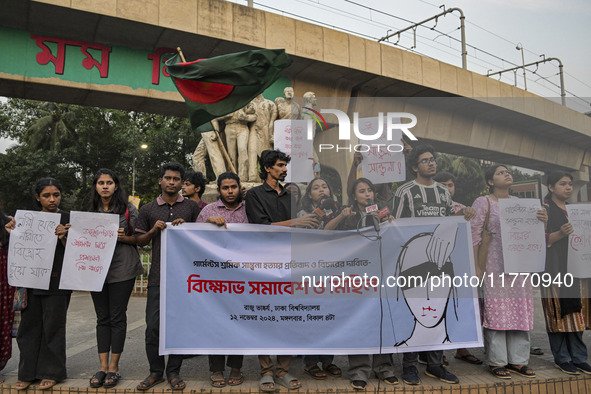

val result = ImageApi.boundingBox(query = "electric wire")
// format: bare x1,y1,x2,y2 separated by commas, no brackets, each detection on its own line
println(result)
250,0,590,108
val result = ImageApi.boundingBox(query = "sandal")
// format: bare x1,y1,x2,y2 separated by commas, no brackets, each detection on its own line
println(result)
168,375,186,391
228,370,243,386
490,366,511,379
530,346,544,356
90,371,107,388
322,363,342,377
304,365,327,380
38,379,57,390
455,354,483,365
275,373,301,390
15,381,32,391
351,380,367,390
259,375,275,392
137,373,164,391
210,371,226,388
103,372,121,389
506,364,535,378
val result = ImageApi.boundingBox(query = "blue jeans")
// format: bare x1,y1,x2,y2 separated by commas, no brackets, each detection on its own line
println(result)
548,332,588,364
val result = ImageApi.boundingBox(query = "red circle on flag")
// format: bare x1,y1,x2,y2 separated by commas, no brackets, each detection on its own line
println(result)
176,79,234,104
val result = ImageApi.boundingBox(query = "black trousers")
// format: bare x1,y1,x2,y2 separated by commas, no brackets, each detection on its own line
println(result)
145,286,183,377
91,278,135,354
404,350,444,367
208,355,244,372
17,291,71,382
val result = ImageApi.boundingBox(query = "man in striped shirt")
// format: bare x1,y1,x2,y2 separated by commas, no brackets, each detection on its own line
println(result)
393,144,475,385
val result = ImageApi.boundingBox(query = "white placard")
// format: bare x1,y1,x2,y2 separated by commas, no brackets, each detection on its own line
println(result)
359,117,406,184
7,210,60,289
499,199,546,273
274,119,314,182
566,204,591,278
59,211,119,291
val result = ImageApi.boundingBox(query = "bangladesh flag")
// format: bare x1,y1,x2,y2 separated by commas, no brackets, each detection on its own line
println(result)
165,49,292,133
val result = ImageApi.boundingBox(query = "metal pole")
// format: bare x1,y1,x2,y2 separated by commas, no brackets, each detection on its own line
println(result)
458,10,467,69
132,156,136,196
517,44,527,90
487,57,566,106
557,60,566,105
378,7,467,69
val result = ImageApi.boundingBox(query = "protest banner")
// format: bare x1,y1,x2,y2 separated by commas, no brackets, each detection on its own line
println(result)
358,117,406,184
160,217,481,355
274,119,314,182
7,210,61,289
566,204,591,278
498,199,546,273
59,211,119,291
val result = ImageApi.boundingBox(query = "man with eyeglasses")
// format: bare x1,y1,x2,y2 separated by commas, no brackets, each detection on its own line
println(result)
393,144,475,385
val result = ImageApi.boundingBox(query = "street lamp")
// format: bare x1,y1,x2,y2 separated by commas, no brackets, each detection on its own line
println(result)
132,144,148,196
516,43,527,90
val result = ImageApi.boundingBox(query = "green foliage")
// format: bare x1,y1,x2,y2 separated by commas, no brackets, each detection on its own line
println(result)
0,99,200,214
436,153,487,206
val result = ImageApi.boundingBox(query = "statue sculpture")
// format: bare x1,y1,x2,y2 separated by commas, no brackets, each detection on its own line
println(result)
192,88,318,182
275,87,301,121
247,94,278,182
219,103,257,182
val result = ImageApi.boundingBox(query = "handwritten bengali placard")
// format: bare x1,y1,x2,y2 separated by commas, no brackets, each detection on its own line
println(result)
499,199,546,273
566,204,591,278
274,119,314,182
358,117,406,184
7,210,61,289
59,211,119,291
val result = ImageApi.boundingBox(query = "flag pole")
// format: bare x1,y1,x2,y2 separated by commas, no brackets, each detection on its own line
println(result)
211,120,238,174
176,47,186,63
176,47,238,175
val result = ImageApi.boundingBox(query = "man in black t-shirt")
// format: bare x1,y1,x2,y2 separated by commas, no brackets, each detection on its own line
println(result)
245,150,318,391
393,145,475,386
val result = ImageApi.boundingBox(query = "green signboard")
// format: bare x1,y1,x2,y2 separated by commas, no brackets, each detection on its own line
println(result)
0,26,289,101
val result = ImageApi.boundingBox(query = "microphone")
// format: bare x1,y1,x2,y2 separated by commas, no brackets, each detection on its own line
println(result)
365,199,380,232
318,197,341,221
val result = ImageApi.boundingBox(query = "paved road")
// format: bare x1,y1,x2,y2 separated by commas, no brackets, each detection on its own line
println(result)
1,289,589,388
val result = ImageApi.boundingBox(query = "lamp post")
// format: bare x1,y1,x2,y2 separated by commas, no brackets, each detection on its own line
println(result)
516,43,527,90
132,143,148,197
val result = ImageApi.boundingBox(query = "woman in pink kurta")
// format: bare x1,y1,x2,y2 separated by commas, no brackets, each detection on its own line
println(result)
471,165,547,379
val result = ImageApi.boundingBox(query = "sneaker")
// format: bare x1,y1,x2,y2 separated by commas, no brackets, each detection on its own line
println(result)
425,365,459,384
382,376,398,385
401,366,420,385
555,362,580,375
574,362,591,375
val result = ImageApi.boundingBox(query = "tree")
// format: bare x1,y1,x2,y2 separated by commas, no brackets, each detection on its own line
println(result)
23,102,77,151
0,99,202,214
436,153,487,205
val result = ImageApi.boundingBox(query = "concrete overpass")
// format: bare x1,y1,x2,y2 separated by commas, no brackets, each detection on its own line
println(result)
1,0,590,178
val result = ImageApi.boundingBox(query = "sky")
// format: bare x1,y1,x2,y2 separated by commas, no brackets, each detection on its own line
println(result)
241,0,591,112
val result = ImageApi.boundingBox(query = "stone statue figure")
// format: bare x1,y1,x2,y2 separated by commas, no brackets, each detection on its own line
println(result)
191,119,228,179
247,94,278,181
219,103,257,182
303,91,317,111
302,91,321,176
275,87,301,121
